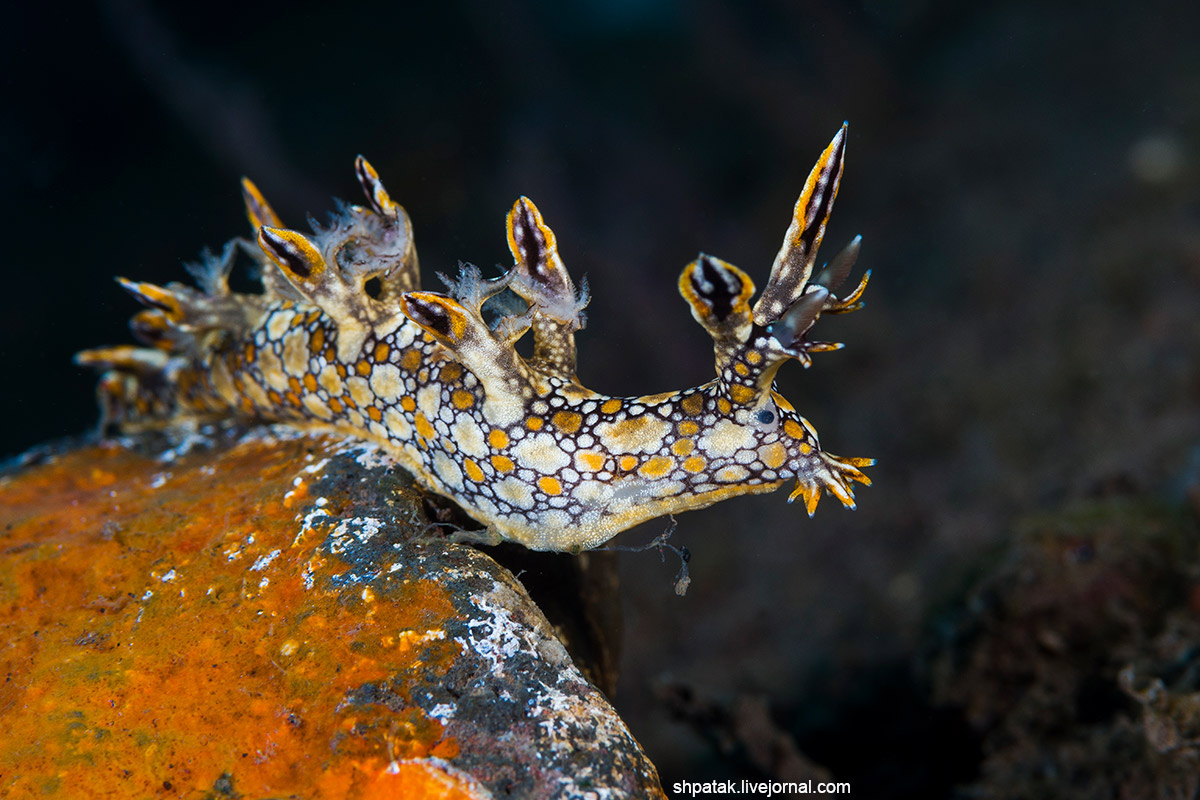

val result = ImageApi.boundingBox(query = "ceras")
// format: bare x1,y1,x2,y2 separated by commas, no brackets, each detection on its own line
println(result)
77,125,873,552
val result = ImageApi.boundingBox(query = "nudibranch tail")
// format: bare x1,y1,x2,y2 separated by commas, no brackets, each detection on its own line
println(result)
78,127,873,552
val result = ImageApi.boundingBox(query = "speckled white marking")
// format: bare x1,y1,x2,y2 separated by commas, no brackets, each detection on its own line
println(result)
369,363,404,402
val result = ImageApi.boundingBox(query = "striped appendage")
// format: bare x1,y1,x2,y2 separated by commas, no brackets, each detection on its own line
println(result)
77,126,872,552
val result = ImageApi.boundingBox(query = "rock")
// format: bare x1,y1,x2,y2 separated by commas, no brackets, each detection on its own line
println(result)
0,424,664,799
927,497,1200,798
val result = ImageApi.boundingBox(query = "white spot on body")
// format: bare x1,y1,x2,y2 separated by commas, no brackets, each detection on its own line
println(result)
383,407,413,441
258,347,290,392
417,382,441,423
495,477,535,509
714,465,750,482
595,416,672,455
318,365,343,396
480,397,525,428
512,433,571,472
302,394,333,420
572,480,614,505
369,364,404,403
242,375,271,408
282,329,310,376
266,311,292,340
699,419,756,457
451,416,488,458
392,319,418,349
346,376,374,408
433,451,464,490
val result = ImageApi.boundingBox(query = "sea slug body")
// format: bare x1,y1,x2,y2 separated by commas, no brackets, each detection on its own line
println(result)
77,125,873,552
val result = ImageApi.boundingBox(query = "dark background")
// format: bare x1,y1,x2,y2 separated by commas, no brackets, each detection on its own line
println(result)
4,0,1198,795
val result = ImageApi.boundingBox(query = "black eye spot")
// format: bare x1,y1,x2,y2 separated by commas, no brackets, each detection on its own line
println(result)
756,410,775,424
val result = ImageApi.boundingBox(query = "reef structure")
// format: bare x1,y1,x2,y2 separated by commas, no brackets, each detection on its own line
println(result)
77,125,872,551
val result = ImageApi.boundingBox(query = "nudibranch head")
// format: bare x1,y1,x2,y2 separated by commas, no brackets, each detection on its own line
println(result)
673,123,873,518
76,125,872,552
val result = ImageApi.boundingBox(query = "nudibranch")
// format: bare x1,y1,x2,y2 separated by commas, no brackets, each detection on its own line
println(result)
77,125,872,552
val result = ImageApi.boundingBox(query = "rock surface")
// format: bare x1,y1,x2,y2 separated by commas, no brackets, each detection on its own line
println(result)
0,424,664,799
928,497,1200,798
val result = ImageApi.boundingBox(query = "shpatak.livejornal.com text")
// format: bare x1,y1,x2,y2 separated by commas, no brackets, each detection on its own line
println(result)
672,779,852,797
